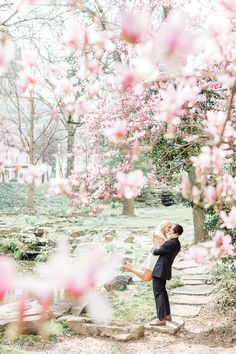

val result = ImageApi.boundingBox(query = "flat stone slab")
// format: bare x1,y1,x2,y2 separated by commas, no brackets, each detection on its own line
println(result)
171,284,214,296
182,279,205,285
170,294,211,305
182,274,211,281
173,261,200,270
61,315,144,341
182,267,209,275
170,304,201,318
145,320,183,335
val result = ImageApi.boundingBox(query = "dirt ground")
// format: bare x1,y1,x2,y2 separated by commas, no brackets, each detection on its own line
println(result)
22,302,236,354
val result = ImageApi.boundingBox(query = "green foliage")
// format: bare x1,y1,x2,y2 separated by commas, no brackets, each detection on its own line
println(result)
0,240,27,260
167,277,183,290
209,257,236,314
0,182,69,214
205,207,236,244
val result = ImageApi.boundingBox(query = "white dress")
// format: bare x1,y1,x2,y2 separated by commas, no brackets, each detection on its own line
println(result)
143,229,166,271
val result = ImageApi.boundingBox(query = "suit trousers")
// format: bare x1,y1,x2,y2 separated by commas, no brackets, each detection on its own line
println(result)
152,277,170,320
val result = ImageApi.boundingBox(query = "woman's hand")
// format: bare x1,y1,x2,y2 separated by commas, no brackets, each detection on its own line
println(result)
121,262,132,272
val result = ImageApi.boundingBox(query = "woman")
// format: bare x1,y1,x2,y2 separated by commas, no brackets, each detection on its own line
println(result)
122,221,172,282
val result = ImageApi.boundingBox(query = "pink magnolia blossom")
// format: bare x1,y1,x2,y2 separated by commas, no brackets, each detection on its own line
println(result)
24,164,47,185
117,64,137,91
205,111,233,144
191,145,232,175
219,0,236,16
210,231,234,258
220,206,236,228
153,11,195,71
116,170,146,199
121,12,149,44
204,186,217,206
0,35,15,75
18,70,37,93
185,246,208,264
52,109,61,121
49,178,72,196
0,256,16,301
104,120,127,144
180,172,192,199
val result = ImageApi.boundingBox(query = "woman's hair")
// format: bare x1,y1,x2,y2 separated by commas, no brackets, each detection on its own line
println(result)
153,220,171,239
158,220,171,229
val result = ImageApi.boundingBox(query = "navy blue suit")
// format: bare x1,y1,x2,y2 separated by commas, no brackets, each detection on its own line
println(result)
152,238,181,320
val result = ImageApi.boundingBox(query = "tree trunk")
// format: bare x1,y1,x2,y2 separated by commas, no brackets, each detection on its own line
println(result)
66,121,75,177
192,204,208,243
28,94,35,209
122,198,135,216
28,182,35,209
163,6,171,19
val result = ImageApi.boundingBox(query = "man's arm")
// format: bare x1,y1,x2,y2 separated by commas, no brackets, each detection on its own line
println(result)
152,240,176,256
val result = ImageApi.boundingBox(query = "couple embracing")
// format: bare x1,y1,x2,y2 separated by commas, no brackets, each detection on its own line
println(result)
122,221,183,326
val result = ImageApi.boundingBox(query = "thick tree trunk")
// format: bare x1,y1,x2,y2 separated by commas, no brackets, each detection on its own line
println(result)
122,198,135,216
192,205,208,243
66,121,75,177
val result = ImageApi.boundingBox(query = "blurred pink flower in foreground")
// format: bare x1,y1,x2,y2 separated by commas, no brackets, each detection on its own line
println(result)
185,246,208,264
180,172,192,199
204,185,217,206
0,35,15,75
153,11,195,71
121,12,149,44
104,120,127,144
49,178,72,196
116,170,146,199
24,164,47,184
220,206,236,228
210,231,234,258
220,0,236,16
0,256,16,301
18,70,37,93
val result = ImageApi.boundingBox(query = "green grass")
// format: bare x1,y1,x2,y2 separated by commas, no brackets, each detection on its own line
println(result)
108,276,183,324
0,182,69,214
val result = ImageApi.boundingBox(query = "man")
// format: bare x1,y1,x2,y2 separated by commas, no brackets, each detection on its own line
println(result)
150,224,183,326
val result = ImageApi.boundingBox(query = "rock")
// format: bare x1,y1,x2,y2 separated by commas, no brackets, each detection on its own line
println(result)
182,267,209,275
170,294,211,305
104,275,133,292
105,234,114,242
32,228,45,237
171,284,214,296
173,261,199,270
70,230,88,238
170,304,201,318
124,236,134,243
61,315,144,341
232,325,236,334
182,274,211,281
70,299,88,316
182,279,205,285
49,300,72,319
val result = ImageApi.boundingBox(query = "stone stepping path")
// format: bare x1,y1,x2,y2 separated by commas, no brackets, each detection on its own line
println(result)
182,266,209,275
171,284,214,296
170,304,201,318
170,294,211,305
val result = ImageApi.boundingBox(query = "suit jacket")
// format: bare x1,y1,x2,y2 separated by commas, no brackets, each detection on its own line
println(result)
152,238,181,280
